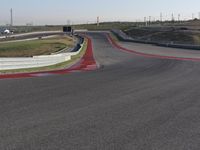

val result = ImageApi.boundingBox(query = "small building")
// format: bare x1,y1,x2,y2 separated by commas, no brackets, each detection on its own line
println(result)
4,29,10,34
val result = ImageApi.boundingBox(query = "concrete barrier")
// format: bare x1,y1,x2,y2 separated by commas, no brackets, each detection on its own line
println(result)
0,55,71,70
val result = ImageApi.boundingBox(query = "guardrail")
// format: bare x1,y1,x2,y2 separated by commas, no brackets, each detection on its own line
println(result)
0,36,85,70
70,35,84,52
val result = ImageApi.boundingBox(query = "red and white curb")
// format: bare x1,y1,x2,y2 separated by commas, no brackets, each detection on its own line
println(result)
107,34,200,62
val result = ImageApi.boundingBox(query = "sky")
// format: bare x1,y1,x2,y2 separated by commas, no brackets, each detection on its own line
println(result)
0,0,200,25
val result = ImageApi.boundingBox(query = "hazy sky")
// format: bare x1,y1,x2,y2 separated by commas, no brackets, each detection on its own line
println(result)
0,0,200,25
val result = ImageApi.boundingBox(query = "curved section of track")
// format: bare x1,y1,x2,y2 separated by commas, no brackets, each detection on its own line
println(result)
0,36,97,79
1,32,200,150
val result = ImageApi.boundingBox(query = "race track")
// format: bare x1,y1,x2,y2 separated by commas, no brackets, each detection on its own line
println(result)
1,32,200,150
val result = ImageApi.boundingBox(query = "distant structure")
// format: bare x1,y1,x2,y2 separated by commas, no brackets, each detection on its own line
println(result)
26,22,34,26
171,13,175,22
67,19,71,25
10,8,13,26
63,26,72,33
160,13,163,22
97,16,100,26
144,17,147,26
149,16,151,25
4,29,10,34
178,14,181,22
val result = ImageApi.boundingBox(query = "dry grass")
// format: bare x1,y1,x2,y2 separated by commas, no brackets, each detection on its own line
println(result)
125,28,200,45
193,35,200,45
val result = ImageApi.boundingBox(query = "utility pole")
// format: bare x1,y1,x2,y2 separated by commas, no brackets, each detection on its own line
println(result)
149,16,151,26
10,8,13,26
199,12,200,20
144,17,147,26
160,13,163,22
192,13,194,20
178,14,180,22
97,16,100,26
67,20,71,25
171,13,174,22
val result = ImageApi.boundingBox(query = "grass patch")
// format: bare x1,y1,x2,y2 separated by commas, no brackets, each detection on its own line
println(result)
0,35,74,57
125,27,198,44
193,35,200,45
0,39,88,74
150,32,194,44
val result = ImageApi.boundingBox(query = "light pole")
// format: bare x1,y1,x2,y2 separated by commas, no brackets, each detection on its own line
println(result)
178,14,180,22
10,8,13,26
149,16,151,26
97,16,100,26
160,13,163,22
199,12,200,20
144,17,147,26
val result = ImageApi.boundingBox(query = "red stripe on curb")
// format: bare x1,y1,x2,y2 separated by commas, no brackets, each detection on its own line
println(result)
107,34,200,62
0,36,97,80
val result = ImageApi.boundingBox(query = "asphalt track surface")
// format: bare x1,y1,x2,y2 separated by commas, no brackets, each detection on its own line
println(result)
1,32,200,150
